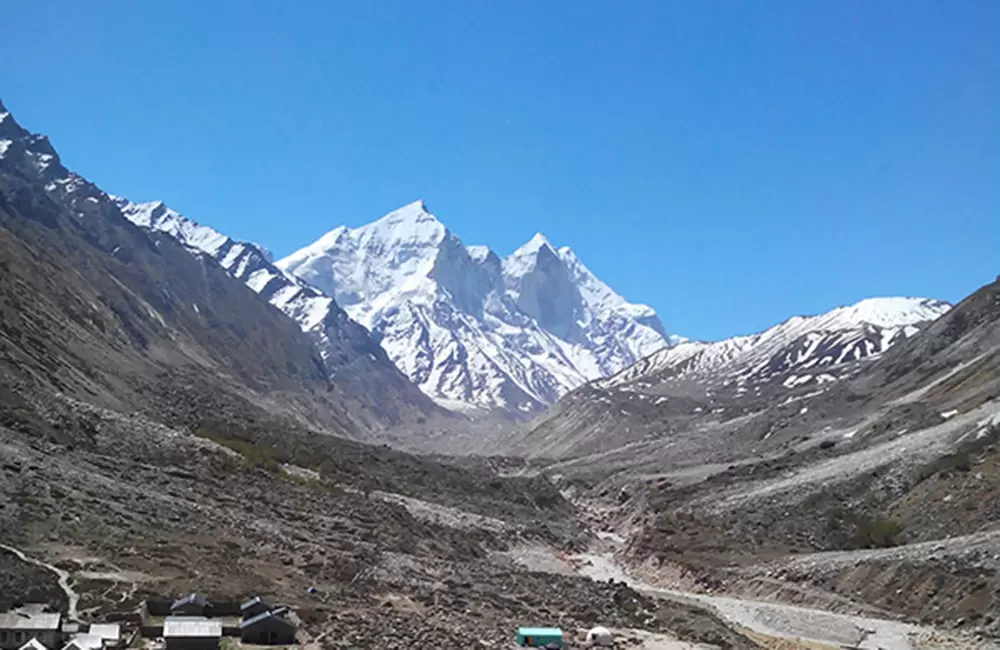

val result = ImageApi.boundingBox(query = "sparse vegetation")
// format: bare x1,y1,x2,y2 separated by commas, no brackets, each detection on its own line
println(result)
195,427,281,473
853,516,904,548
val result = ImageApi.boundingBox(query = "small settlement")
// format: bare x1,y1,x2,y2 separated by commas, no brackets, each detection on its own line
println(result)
0,605,120,650
0,594,298,650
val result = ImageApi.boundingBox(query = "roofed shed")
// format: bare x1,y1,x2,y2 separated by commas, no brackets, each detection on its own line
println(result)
87,625,120,648
239,609,295,645
516,627,563,648
170,595,211,617
0,610,61,650
239,598,272,620
63,634,102,650
163,619,221,650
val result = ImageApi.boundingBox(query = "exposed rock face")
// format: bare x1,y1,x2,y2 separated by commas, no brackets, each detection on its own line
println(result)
113,198,449,429
0,100,369,438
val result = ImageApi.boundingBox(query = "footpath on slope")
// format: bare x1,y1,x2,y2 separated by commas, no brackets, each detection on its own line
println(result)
502,535,996,650
0,543,80,621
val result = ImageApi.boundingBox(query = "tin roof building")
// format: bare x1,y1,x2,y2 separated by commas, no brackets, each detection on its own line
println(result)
163,618,221,650
0,609,61,650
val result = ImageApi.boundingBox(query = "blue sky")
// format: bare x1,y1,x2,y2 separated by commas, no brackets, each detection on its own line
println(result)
2,1,996,341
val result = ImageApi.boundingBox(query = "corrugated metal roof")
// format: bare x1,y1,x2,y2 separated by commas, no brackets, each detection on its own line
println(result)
0,612,62,630
238,609,294,631
163,618,222,638
88,624,121,641
64,634,103,650
170,593,210,611
240,596,264,610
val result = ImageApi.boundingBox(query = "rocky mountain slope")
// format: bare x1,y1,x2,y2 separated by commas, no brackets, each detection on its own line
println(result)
276,201,671,414
520,277,1000,637
0,99,757,648
113,197,449,429
0,99,376,440
599,297,950,391
508,295,950,459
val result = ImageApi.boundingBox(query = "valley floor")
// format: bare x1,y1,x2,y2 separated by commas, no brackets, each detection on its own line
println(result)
502,532,996,650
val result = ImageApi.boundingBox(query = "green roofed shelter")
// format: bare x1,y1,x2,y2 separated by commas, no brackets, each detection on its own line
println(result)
516,627,563,647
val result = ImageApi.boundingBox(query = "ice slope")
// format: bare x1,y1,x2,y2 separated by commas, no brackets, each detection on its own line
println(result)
278,201,672,412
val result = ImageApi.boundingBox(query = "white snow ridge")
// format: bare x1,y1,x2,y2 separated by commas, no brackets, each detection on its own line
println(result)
599,296,951,391
277,201,672,413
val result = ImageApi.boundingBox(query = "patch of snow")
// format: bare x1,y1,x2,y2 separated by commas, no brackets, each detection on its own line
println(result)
940,410,959,420
783,375,814,388
145,305,166,327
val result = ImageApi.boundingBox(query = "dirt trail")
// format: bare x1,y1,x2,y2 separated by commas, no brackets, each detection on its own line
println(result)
0,543,80,620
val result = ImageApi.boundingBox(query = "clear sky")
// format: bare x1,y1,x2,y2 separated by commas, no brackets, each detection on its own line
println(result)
2,1,996,341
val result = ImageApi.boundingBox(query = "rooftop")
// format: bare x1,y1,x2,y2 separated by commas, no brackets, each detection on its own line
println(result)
170,593,210,610
18,640,48,650
239,608,293,631
0,611,61,631
239,596,270,610
163,618,222,638
65,634,103,650
87,624,121,641
517,627,563,636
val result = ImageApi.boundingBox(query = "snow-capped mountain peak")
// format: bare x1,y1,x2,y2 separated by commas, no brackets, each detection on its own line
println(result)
277,201,672,413
363,199,445,245
466,244,492,263
277,200,453,317
823,297,951,329
599,295,951,393
518,232,556,254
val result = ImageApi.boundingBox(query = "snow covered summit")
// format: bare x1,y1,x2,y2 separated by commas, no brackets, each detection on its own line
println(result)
598,296,951,392
277,201,672,413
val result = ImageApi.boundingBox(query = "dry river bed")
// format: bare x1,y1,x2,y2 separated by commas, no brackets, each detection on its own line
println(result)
501,537,997,650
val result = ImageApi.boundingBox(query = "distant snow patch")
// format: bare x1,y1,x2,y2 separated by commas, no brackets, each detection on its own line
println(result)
782,375,813,388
